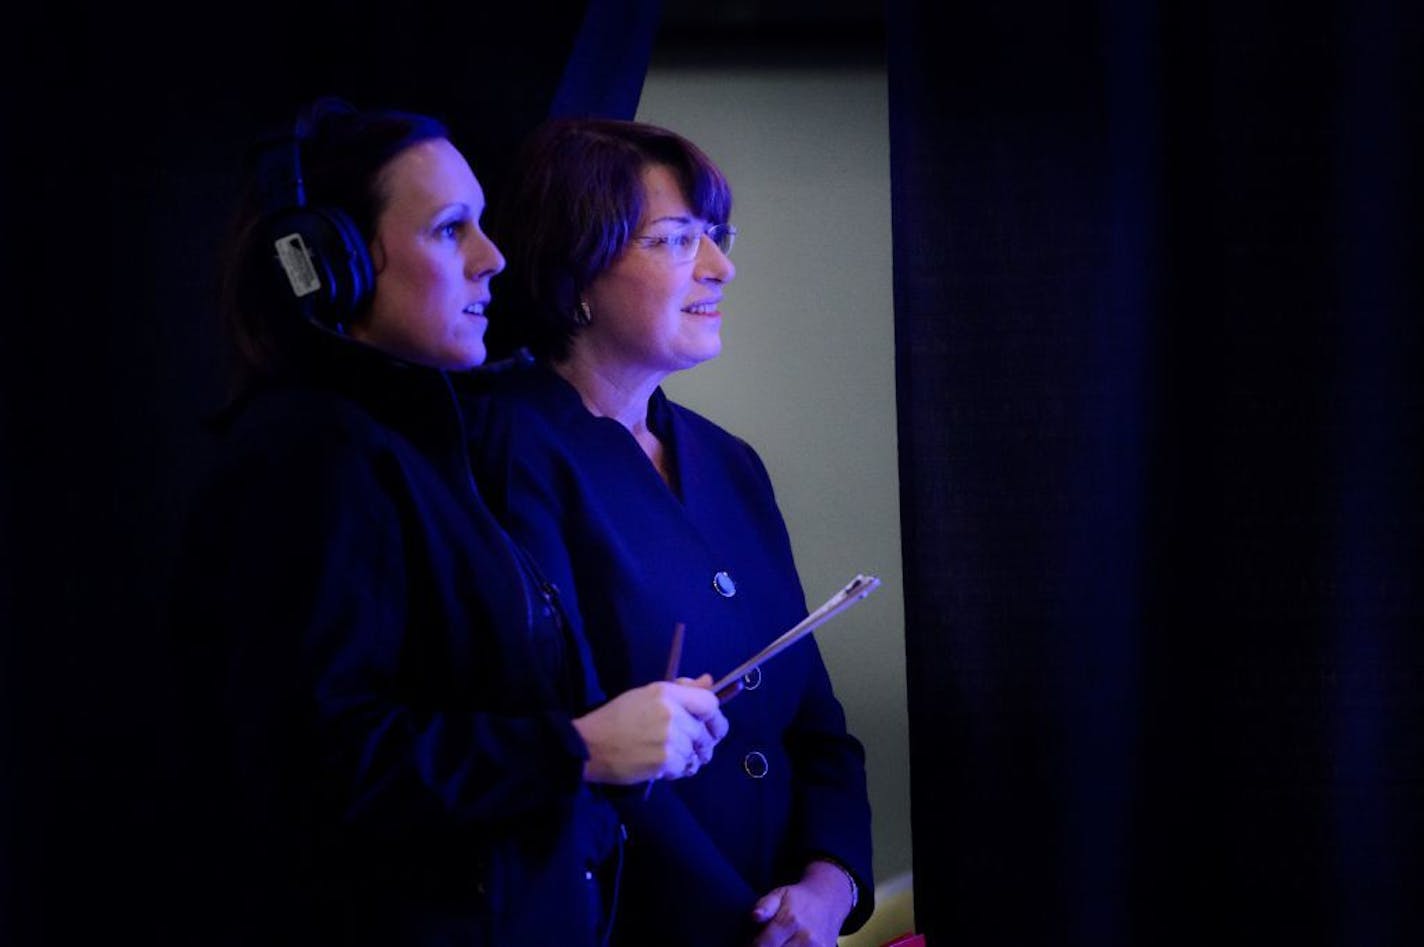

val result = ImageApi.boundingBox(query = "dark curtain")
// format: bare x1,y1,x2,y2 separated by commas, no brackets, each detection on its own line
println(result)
889,1,1422,945
0,2,660,944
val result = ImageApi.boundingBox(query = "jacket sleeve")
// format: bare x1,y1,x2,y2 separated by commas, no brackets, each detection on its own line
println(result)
741,440,878,932
785,642,877,931
205,433,589,843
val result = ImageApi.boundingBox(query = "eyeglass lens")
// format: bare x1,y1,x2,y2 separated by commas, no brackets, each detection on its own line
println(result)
708,226,735,255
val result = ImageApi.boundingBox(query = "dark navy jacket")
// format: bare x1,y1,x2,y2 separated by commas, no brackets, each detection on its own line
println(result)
170,338,618,947
463,363,873,946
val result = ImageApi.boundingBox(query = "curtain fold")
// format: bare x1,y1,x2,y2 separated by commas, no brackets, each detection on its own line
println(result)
889,1,1423,944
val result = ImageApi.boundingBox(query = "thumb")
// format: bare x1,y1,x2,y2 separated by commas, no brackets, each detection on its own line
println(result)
751,889,784,923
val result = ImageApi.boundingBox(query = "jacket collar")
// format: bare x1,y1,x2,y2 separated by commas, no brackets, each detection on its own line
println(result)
222,330,470,472
511,359,675,438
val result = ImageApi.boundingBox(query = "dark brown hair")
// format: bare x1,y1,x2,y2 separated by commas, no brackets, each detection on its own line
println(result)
218,97,450,390
486,117,733,361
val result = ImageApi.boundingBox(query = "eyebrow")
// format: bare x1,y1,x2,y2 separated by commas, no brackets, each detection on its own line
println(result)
644,214,696,227
435,202,475,218
426,203,483,230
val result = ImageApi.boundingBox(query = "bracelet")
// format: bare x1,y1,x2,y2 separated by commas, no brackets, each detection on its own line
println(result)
829,860,859,912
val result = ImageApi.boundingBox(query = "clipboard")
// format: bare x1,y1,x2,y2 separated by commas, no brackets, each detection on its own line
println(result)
712,573,882,702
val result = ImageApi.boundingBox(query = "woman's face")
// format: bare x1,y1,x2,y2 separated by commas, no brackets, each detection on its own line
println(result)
578,163,735,380
354,138,505,370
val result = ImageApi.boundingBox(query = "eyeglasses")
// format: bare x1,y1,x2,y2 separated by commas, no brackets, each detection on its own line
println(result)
630,223,737,263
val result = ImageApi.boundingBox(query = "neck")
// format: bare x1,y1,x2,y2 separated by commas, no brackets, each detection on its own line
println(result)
552,352,665,435
553,352,678,489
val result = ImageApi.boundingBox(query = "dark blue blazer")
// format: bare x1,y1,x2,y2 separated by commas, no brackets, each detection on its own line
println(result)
170,339,618,947
464,364,874,946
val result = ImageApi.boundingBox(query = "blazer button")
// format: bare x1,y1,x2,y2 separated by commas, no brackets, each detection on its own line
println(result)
741,666,762,691
743,750,769,779
712,571,737,597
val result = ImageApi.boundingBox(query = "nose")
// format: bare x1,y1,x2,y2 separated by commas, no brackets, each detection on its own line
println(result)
695,233,735,283
467,228,506,280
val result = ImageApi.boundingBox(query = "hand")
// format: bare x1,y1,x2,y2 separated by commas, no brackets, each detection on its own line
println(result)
675,673,731,753
749,861,854,947
572,677,728,785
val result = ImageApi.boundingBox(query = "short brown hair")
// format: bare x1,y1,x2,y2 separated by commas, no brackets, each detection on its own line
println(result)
487,117,733,361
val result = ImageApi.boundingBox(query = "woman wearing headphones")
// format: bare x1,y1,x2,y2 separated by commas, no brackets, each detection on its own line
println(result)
169,97,727,947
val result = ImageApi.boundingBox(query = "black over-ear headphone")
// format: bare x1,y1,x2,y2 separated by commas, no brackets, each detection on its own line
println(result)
254,128,375,331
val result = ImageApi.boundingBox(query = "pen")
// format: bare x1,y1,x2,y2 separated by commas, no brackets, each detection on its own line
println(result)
663,621,685,684
643,622,685,800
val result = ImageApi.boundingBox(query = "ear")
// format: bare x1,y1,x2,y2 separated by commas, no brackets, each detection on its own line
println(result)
368,234,388,275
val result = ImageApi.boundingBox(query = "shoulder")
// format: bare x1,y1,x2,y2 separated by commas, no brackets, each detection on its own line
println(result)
460,365,586,521
209,385,405,503
463,363,617,484
461,365,539,417
461,363,574,438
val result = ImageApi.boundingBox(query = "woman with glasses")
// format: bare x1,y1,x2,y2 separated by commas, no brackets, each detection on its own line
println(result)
465,117,873,947
170,100,729,947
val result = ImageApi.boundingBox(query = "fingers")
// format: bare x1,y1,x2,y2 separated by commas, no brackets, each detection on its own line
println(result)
664,753,702,781
685,735,714,769
580,680,727,784
644,681,728,780
751,890,783,923
574,682,724,785
704,707,730,742
664,681,729,745
676,714,726,760
750,882,842,947
665,674,729,708
664,679,721,718
669,707,716,774
657,729,699,780
751,889,792,947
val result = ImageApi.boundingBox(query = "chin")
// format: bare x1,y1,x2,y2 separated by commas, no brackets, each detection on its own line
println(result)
455,349,488,370
432,342,485,371
678,349,720,371
448,329,489,370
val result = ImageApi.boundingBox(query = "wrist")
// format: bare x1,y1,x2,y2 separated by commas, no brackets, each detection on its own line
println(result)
568,715,598,782
805,858,858,915
836,863,859,914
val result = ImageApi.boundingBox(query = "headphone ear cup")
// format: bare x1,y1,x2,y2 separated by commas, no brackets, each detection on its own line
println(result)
263,205,374,328
316,205,375,317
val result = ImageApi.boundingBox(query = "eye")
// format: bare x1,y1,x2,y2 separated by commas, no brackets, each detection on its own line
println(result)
669,231,700,250
437,218,467,240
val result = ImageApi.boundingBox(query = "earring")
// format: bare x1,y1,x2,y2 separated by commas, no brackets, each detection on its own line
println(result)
574,298,592,327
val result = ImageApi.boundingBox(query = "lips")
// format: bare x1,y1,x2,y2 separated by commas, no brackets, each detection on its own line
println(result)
682,300,721,315
463,301,489,316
